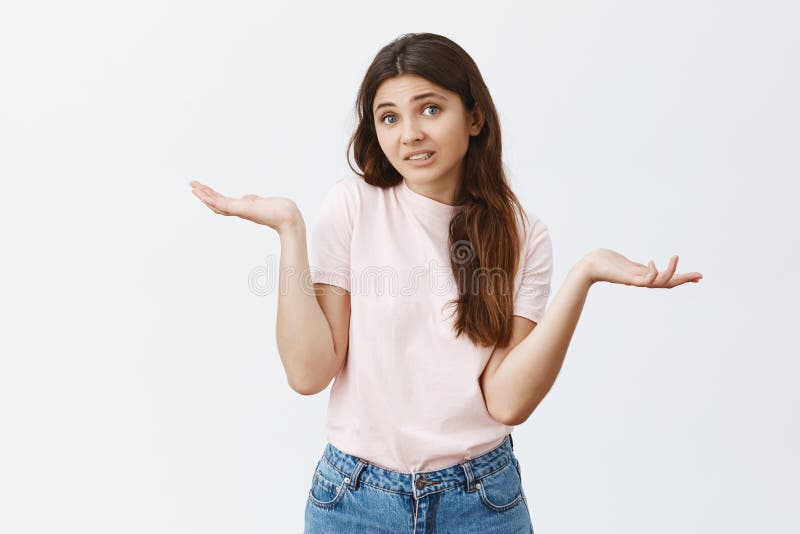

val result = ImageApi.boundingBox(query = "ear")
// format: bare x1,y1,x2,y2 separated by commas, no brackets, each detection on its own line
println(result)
468,107,485,136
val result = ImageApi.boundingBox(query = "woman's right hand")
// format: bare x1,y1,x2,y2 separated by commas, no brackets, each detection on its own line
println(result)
189,180,303,233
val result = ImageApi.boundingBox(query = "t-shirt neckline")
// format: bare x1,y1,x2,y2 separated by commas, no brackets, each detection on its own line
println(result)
398,179,459,219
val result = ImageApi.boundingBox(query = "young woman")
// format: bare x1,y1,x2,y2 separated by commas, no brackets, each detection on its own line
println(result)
189,33,702,534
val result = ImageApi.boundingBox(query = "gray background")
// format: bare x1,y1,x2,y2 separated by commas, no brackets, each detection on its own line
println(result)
1,0,797,532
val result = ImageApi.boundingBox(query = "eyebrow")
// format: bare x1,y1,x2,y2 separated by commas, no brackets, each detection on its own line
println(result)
373,92,448,113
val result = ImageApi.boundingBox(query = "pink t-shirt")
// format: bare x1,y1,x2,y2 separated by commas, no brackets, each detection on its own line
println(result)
309,176,553,473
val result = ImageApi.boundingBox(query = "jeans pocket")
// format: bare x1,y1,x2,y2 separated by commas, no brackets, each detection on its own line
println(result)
476,459,525,513
307,457,348,510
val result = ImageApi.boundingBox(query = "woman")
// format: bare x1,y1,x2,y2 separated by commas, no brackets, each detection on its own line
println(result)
189,32,702,534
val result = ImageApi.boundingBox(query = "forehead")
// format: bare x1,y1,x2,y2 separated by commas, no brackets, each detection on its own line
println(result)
373,74,451,105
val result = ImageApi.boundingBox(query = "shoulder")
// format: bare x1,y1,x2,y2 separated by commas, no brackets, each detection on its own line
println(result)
515,208,551,246
323,175,360,199
321,175,387,207
318,176,364,217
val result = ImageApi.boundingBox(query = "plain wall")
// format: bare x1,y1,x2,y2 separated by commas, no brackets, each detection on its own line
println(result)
1,1,797,532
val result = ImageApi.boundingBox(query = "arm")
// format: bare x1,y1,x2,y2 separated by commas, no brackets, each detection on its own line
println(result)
483,249,703,425
276,221,350,395
483,259,592,426
480,315,537,424
188,180,349,396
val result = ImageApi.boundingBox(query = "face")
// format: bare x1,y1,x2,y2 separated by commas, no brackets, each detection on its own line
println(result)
372,74,483,197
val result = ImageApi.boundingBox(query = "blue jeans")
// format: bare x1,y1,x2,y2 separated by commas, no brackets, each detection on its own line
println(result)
304,434,534,533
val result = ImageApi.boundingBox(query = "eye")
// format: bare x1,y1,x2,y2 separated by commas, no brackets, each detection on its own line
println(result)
379,104,442,126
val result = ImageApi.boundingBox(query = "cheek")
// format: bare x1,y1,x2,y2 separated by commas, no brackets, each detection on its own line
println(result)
438,118,468,141
375,139,388,158
375,132,395,158
440,124,470,153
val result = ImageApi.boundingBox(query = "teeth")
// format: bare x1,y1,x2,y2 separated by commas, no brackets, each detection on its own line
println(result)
408,152,433,160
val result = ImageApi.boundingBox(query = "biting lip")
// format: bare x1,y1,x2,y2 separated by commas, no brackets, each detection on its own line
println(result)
404,150,436,160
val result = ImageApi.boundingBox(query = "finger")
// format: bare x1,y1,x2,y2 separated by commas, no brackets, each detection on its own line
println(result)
205,201,225,216
191,189,209,203
195,193,225,215
190,181,208,195
194,189,232,215
192,190,222,213
665,272,703,288
215,196,248,216
683,272,704,284
192,182,225,201
190,180,210,192
666,268,703,287
654,255,678,287
644,260,659,286
192,188,215,205
206,188,226,201
200,185,226,201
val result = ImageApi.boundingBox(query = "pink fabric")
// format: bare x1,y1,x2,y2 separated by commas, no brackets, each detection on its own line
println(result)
309,176,553,473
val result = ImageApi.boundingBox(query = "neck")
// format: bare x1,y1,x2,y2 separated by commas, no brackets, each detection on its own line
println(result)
404,165,463,205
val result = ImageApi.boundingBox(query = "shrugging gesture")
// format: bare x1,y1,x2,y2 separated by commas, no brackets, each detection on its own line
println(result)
585,248,703,288
483,249,703,426
189,180,302,232
189,179,346,397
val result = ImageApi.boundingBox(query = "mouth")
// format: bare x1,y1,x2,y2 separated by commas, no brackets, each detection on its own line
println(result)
404,151,436,166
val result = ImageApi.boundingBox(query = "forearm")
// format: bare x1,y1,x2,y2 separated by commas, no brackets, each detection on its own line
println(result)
491,257,594,425
275,221,338,394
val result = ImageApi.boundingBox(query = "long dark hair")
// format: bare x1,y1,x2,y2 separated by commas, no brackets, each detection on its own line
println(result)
346,33,530,348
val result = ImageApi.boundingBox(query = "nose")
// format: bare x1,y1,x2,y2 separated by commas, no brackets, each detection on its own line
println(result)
400,118,424,144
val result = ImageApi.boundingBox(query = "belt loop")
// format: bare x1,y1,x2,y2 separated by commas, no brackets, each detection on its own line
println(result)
346,459,367,490
509,433,514,450
460,460,476,492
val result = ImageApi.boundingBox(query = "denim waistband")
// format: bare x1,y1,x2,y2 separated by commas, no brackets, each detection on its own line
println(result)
321,434,516,500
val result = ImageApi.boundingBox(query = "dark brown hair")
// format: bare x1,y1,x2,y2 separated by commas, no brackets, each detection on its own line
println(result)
346,32,530,348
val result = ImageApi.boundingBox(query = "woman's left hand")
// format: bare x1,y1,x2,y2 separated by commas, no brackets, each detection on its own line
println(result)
583,248,703,288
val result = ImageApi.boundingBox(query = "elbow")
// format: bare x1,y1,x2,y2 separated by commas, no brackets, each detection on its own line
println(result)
491,401,539,427
502,412,529,427
496,411,525,427
489,403,523,427
287,363,335,396
288,381,315,396
288,376,329,396
280,348,336,396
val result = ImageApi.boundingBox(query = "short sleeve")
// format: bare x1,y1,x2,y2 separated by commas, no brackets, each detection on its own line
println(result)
308,179,359,292
512,213,553,323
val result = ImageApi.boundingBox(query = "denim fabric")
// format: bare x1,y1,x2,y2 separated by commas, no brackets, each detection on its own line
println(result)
304,434,534,533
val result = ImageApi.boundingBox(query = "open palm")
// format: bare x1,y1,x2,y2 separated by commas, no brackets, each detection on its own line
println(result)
587,248,703,288
189,180,302,232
